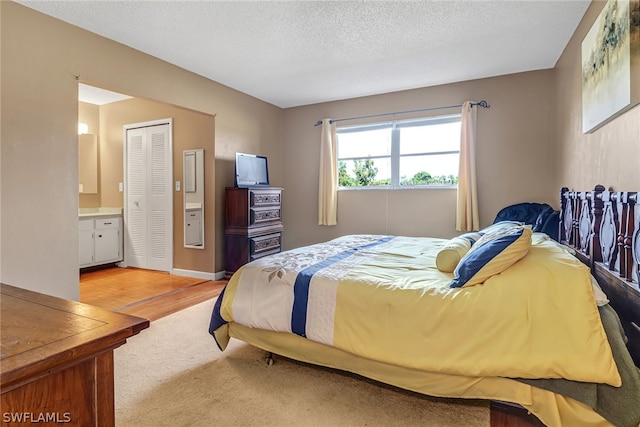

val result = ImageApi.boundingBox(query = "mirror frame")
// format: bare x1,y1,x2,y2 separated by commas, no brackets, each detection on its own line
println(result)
183,149,205,249
78,133,98,194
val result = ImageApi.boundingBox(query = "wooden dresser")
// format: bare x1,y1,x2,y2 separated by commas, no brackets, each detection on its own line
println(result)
224,187,283,278
0,284,149,426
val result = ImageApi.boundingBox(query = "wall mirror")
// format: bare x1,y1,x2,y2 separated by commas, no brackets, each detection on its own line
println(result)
78,134,98,193
183,149,205,249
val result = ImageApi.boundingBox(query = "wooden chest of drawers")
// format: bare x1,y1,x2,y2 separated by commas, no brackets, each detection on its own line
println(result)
224,187,283,278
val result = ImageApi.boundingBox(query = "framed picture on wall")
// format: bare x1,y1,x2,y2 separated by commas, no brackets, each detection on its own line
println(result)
581,0,640,133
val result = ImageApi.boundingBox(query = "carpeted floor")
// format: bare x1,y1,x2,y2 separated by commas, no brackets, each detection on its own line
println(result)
114,298,490,426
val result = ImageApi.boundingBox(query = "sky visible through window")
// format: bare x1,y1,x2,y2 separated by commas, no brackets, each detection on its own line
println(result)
337,119,461,185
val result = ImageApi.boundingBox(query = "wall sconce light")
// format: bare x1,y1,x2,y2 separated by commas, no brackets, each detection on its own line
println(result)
78,123,89,135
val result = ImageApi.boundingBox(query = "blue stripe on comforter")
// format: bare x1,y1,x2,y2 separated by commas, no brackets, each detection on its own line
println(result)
291,236,394,337
208,236,395,347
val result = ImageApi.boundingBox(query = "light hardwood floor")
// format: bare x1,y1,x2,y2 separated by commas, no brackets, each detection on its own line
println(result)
80,266,226,321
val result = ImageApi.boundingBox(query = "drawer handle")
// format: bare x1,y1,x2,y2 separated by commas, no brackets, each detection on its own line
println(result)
103,222,112,225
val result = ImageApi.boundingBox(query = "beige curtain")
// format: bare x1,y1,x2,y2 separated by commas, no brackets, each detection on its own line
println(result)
456,101,480,231
318,119,338,225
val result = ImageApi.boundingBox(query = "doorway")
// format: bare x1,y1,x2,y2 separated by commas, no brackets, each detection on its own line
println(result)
124,119,173,272
78,83,216,285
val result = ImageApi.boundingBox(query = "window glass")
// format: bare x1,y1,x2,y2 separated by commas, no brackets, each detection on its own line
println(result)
399,121,460,154
400,153,459,185
336,114,461,189
337,127,391,158
338,158,392,187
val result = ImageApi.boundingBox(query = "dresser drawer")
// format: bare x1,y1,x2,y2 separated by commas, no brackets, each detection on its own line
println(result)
95,217,121,230
250,190,281,207
250,206,281,226
250,233,281,256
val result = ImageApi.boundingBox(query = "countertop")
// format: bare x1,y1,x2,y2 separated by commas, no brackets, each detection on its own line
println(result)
79,207,123,218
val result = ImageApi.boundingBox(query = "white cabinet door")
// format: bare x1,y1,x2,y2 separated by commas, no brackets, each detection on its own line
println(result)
94,229,120,263
94,218,121,264
79,219,94,267
185,210,202,246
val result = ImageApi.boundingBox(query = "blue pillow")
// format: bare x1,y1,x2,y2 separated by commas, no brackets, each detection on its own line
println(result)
450,225,532,288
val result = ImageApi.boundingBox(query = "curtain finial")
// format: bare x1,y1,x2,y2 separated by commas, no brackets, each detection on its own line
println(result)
471,100,490,109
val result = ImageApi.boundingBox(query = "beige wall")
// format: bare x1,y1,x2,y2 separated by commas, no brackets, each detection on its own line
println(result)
282,71,557,249
0,2,283,299
554,0,640,191
98,97,215,273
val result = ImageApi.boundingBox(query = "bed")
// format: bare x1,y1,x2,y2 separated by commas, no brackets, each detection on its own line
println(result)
209,185,640,427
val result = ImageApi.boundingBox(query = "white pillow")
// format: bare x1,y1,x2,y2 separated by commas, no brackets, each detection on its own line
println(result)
435,233,482,273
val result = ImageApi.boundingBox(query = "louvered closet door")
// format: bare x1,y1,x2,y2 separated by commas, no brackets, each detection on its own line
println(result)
125,123,172,272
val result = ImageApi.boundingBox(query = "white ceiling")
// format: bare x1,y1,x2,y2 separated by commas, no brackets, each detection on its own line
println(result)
18,0,590,108
78,83,132,105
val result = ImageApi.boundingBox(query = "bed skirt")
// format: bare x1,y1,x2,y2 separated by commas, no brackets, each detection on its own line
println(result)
228,323,613,427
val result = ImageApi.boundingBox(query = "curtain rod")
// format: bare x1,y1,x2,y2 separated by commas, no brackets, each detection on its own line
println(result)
313,100,490,127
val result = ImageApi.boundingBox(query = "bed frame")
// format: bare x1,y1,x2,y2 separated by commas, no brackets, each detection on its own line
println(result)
491,185,640,426
559,185,640,364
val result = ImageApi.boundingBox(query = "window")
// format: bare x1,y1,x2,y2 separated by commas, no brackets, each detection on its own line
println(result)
336,114,461,189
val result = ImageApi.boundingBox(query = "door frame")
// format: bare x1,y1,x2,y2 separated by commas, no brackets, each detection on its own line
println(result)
122,118,174,271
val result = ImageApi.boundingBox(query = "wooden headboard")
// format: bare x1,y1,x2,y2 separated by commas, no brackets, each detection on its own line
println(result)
559,185,640,367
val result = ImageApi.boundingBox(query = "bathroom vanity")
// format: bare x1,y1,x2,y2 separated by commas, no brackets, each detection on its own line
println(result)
79,208,123,268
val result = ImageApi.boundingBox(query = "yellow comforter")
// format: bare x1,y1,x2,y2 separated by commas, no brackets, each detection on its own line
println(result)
211,234,620,387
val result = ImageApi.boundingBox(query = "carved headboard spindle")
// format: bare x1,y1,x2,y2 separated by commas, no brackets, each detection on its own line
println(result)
560,187,570,243
579,191,592,256
599,190,617,269
590,185,606,263
617,192,629,280
621,192,637,282
572,191,581,250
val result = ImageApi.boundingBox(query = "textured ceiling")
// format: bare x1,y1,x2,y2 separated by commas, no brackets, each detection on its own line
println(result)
78,83,132,105
18,0,590,108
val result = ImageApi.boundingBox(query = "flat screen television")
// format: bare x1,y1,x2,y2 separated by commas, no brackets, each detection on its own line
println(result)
235,152,270,187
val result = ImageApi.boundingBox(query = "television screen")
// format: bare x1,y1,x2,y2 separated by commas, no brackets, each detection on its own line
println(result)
235,152,269,187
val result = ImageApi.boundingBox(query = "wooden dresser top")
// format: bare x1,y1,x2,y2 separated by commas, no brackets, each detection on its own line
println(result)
1,283,149,389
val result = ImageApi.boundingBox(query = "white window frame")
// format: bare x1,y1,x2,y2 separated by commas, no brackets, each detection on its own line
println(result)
336,114,461,190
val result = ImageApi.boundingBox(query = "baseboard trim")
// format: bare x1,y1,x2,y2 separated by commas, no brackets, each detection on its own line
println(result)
172,268,226,281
